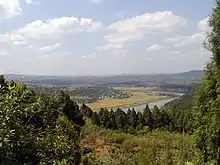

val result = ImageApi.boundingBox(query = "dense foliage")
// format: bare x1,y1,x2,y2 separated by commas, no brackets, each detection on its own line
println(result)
81,104,194,134
193,0,220,164
0,76,84,165
80,119,200,165
164,91,193,110
1,1,220,163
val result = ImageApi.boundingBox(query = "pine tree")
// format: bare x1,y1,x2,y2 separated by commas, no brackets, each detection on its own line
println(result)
152,105,161,129
91,112,100,126
81,102,93,118
194,0,220,163
108,109,117,129
143,104,153,131
115,108,127,130
130,109,138,129
127,108,132,126
137,112,145,130
100,108,109,128
0,75,5,85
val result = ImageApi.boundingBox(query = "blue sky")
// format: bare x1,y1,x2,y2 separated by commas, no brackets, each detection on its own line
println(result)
0,0,215,75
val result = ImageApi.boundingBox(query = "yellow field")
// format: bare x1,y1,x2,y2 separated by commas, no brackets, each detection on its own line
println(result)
113,86,155,92
88,91,166,111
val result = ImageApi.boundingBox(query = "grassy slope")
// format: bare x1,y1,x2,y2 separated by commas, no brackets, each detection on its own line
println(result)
80,120,200,165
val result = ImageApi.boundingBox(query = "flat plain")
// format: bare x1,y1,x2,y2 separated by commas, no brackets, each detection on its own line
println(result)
88,86,166,110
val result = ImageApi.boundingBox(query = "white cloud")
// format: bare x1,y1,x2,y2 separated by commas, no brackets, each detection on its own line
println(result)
0,0,38,22
0,49,10,56
101,11,186,52
153,17,211,72
146,44,164,52
107,11,186,33
39,43,60,53
24,0,39,4
81,53,97,60
168,17,210,50
0,33,27,46
198,17,211,32
13,17,102,39
0,0,22,21
173,33,204,49
97,43,124,51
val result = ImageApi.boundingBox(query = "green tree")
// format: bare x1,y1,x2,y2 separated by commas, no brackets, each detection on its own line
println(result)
137,112,145,130
81,103,93,118
127,108,138,130
99,108,109,128
115,108,127,131
194,1,220,163
143,105,153,131
130,109,138,129
108,109,117,129
0,78,83,164
0,75,5,85
91,112,100,126
152,105,162,129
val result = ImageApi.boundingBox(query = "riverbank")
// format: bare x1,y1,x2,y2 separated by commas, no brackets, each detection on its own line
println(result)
88,92,167,111
92,96,171,111
88,91,184,112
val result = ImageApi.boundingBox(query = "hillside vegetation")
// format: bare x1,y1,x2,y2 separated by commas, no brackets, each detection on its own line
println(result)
2,0,220,164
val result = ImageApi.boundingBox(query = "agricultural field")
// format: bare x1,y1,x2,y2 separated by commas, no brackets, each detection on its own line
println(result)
113,86,156,92
88,91,166,110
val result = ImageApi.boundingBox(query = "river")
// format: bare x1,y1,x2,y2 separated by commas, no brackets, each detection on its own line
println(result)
122,91,184,112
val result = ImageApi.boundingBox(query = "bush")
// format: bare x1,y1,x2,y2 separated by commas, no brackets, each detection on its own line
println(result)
103,131,129,144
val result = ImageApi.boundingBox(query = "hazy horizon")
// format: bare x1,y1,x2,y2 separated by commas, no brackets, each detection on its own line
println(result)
1,69,203,77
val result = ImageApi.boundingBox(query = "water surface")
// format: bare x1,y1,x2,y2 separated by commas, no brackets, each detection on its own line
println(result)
122,91,184,112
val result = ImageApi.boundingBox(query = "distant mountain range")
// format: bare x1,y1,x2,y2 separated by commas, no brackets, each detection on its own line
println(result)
3,70,204,86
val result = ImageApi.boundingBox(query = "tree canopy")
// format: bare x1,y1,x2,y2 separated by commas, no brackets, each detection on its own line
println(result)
0,77,84,165
194,0,220,164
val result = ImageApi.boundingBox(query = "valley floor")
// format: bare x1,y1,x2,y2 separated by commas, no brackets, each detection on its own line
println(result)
88,91,167,111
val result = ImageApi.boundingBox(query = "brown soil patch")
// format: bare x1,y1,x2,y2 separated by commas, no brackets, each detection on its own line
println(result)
132,146,141,151
81,138,119,157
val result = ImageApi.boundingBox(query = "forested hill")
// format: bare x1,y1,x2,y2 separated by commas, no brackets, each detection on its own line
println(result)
164,92,193,110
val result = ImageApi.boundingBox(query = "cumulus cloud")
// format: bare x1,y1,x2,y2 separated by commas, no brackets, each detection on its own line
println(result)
100,11,187,52
0,0,38,22
12,17,102,39
0,0,22,21
0,15,102,75
0,16,102,59
198,17,211,32
167,17,210,51
39,43,60,53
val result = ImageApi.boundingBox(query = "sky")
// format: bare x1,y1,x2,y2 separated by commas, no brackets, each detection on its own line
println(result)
0,0,216,76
